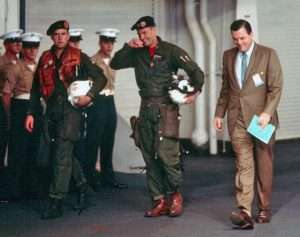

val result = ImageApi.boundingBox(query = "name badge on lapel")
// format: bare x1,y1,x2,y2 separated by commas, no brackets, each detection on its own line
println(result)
252,73,264,87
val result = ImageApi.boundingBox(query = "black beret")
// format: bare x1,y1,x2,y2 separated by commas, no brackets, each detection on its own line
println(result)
131,16,156,31
46,20,69,36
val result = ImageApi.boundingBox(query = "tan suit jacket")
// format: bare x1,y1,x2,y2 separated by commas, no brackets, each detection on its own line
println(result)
215,43,283,135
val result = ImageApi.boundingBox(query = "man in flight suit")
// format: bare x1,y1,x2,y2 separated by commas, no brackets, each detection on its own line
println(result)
25,20,107,219
111,16,204,217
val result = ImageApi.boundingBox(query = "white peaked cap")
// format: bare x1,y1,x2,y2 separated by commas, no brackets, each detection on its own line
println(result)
69,28,85,37
0,29,24,40
21,32,43,42
95,28,120,38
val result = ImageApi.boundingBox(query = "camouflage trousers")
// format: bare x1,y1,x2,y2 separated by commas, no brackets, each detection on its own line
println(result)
46,99,87,200
138,105,182,200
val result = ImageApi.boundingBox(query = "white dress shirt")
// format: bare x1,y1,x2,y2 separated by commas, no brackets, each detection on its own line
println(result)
235,41,255,89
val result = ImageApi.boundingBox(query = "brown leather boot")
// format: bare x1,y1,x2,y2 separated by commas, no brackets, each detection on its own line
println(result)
255,210,271,223
144,197,169,217
169,192,183,217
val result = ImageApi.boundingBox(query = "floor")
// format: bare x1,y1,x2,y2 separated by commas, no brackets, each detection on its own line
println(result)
0,139,299,237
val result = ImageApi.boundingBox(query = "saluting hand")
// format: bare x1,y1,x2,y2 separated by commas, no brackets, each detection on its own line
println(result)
128,38,144,48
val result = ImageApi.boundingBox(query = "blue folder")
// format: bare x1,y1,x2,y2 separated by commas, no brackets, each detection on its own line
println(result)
247,115,276,144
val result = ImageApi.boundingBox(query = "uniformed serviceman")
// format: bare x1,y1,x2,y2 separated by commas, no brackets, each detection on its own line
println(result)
67,28,88,179
2,32,42,200
111,16,204,217
85,28,127,190
25,20,107,219
0,30,23,170
69,28,84,49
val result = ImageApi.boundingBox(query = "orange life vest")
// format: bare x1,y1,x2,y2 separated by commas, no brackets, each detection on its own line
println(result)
38,46,81,99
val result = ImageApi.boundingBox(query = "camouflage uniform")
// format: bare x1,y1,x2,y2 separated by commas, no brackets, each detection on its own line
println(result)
28,46,107,201
111,37,204,200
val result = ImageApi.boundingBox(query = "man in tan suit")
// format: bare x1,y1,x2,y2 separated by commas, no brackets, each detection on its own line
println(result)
214,19,283,230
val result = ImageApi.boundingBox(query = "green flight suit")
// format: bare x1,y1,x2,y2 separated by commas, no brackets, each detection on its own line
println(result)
28,46,107,200
111,37,204,200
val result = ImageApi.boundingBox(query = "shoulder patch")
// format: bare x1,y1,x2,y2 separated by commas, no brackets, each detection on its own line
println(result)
180,56,187,62
184,55,191,61
179,55,191,63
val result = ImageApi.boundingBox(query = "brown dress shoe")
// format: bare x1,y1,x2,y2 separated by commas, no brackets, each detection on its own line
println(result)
255,210,271,223
230,210,254,230
169,192,183,217
144,198,169,217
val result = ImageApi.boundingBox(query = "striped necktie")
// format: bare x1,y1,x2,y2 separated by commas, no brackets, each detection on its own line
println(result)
241,52,247,87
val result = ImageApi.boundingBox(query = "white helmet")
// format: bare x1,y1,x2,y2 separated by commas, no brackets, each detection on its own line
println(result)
67,80,93,108
168,74,195,104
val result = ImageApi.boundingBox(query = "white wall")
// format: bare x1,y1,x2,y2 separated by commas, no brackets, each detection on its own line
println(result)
26,0,159,123
22,0,300,168
257,0,300,139
26,0,161,172
163,0,236,141
236,0,300,139
0,0,20,54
